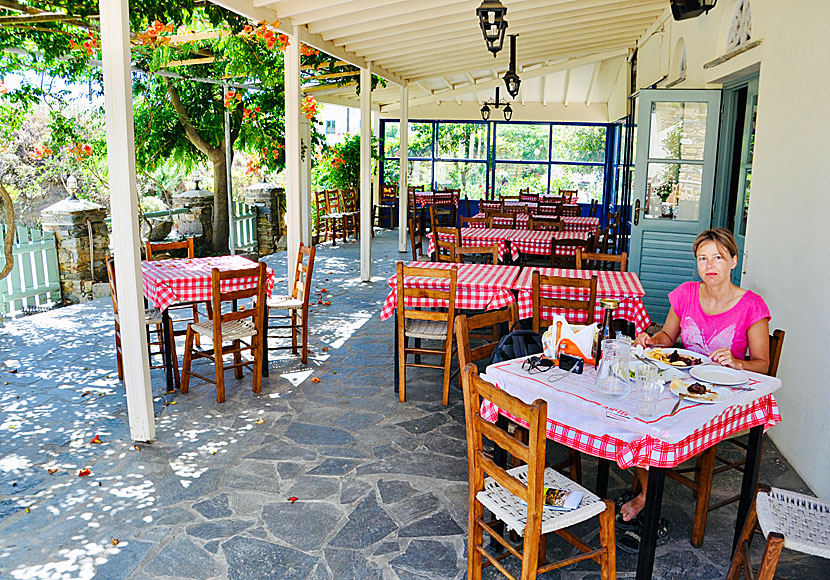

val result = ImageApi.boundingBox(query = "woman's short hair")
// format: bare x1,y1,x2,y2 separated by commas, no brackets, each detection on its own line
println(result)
693,228,739,258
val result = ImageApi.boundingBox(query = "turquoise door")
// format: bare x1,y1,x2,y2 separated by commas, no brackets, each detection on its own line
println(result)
731,80,758,284
629,89,723,324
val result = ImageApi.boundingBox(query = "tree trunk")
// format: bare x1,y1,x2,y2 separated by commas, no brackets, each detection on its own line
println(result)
212,153,230,254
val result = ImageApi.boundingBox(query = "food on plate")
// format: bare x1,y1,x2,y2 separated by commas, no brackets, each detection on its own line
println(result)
649,348,702,366
686,382,709,395
671,378,719,402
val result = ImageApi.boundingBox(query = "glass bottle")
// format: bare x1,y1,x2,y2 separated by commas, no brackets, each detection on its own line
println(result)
592,298,619,362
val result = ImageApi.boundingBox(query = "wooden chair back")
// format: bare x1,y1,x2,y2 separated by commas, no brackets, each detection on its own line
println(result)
766,329,785,378
550,236,591,268
396,262,457,327
488,212,517,229
105,256,120,315
379,184,397,204
340,188,358,213
460,216,491,228
480,200,504,214
559,188,578,203
408,217,423,261
431,222,461,263
561,205,580,217
588,199,598,218
532,271,598,332
314,190,329,214
575,249,628,272
408,184,426,192
145,238,195,261
455,303,519,367
536,201,562,216
453,244,499,265
289,243,316,303
528,215,564,232
209,262,267,339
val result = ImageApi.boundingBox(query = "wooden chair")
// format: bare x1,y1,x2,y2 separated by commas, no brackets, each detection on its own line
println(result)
536,201,562,216
518,188,538,204
596,226,614,255
395,262,458,405
408,217,424,261
498,194,520,202
372,184,397,229
667,329,786,547
432,190,457,227
488,212,517,229
531,271,598,333
339,188,361,240
528,216,564,232
559,188,578,203
453,243,499,265
588,199,598,218
180,262,267,403
454,304,519,369
550,236,592,269
459,364,616,580
480,200,504,215
314,190,338,243
576,249,628,272
461,216,491,228
561,205,580,218
430,207,461,262
145,238,206,355
264,243,315,365
727,483,830,580
105,256,168,382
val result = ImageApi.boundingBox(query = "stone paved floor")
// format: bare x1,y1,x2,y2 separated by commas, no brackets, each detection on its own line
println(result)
0,229,828,580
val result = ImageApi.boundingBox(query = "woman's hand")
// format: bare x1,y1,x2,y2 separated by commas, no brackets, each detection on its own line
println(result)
633,332,655,348
709,347,743,370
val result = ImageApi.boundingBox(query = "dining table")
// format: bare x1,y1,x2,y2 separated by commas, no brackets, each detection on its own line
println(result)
142,255,277,391
426,227,591,263
514,267,651,335
503,200,581,217
481,355,782,580
471,213,600,233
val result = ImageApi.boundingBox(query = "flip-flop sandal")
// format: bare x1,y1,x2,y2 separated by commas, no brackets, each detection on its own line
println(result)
613,490,638,511
615,510,642,531
616,518,670,555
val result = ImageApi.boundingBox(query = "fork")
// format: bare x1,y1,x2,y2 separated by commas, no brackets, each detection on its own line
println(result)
670,393,688,416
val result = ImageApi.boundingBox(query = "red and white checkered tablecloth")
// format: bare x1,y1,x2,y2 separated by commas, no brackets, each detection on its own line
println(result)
415,192,459,207
503,200,580,216
481,356,782,469
426,228,591,261
513,267,651,335
471,213,599,233
142,255,277,311
380,262,520,321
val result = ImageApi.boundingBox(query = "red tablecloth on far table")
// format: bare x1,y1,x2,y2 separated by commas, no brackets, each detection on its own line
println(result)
472,213,599,233
142,255,277,311
514,267,651,335
380,262,520,320
426,228,590,261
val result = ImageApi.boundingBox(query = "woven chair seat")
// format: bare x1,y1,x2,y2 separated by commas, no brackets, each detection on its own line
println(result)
478,465,606,536
115,308,163,326
404,319,448,340
756,487,830,559
191,319,257,342
267,295,304,310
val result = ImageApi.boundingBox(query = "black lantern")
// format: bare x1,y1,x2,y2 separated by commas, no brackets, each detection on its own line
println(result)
503,34,521,98
476,0,508,56
670,0,717,21
480,104,491,121
503,104,513,122
480,87,513,122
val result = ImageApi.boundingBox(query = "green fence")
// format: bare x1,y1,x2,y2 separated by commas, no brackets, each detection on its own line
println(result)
0,224,62,317
232,201,257,253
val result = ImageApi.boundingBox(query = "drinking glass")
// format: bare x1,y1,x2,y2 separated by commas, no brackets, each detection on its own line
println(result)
636,364,661,418
595,339,631,397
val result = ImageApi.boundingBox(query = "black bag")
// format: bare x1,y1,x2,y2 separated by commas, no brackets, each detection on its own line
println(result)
490,324,544,364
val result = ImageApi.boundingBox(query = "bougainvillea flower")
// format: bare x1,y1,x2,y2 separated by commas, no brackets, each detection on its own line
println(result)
78,468,91,477
89,435,101,444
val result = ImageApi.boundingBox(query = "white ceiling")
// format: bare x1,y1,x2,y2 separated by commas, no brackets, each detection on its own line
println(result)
213,0,667,112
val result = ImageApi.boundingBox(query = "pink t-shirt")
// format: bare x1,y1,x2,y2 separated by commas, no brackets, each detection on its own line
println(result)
669,281,771,359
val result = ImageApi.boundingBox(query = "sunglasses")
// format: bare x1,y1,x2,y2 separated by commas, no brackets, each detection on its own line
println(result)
521,356,555,374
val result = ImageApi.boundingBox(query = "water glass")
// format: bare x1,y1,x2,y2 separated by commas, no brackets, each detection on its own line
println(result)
636,364,661,418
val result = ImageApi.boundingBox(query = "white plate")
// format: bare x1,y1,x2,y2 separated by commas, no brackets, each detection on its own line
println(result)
629,358,686,383
644,347,711,369
670,380,734,404
689,365,748,386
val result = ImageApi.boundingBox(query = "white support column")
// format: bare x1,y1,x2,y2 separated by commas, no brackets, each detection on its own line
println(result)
371,110,380,207
398,82,409,253
284,25,302,284
359,64,372,281
99,0,154,442
299,117,312,247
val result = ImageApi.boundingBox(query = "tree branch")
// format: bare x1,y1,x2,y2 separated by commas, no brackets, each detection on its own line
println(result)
0,183,15,281
163,78,219,159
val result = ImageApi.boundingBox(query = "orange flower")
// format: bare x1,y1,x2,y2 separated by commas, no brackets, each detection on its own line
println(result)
311,377,322,383
89,435,101,444
243,25,253,34
78,468,91,477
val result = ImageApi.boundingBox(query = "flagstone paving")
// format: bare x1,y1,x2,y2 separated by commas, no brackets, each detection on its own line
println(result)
0,229,827,579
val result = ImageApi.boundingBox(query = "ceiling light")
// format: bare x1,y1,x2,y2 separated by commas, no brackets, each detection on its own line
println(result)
480,104,491,121
476,0,508,57
503,104,513,122
503,34,521,98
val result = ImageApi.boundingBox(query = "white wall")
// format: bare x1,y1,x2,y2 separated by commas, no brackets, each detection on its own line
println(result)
635,0,830,496
317,103,360,146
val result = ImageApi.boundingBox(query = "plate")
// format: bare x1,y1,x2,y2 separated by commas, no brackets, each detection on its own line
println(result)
689,365,748,386
629,358,686,383
670,379,734,404
644,347,711,369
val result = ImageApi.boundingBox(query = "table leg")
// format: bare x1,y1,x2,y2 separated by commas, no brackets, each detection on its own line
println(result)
393,310,399,394
161,308,174,392
596,458,611,498
261,300,269,378
733,425,764,553
636,467,667,580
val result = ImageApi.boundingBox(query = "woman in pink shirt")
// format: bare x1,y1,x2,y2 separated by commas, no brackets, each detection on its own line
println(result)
619,229,771,539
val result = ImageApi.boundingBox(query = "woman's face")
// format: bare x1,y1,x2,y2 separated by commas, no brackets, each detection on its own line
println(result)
696,240,737,285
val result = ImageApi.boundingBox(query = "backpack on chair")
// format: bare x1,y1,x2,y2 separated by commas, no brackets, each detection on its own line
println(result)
490,323,544,364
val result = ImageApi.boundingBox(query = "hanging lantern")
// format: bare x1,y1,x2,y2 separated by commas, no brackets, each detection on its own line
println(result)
503,104,513,122
476,0,508,56
503,34,521,98
480,103,491,121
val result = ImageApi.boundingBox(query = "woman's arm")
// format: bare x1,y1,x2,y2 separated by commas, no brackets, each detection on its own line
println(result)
709,318,770,373
633,307,682,348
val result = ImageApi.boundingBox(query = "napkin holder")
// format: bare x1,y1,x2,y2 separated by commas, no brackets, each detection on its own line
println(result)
542,315,597,366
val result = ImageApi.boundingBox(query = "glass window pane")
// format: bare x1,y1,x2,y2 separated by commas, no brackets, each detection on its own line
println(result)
408,122,433,158
434,161,487,199
407,160,432,188
495,124,549,161
383,160,400,186
551,125,606,163
383,122,400,157
648,102,708,161
644,162,703,221
550,165,604,203
436,123,487,160
739,170,751,236
494,163,547,196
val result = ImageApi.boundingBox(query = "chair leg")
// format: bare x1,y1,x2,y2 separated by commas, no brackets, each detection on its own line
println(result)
468,498,484,580
397,333,407,403
165,319,180,390
757,533,785,580
726,490,759,580
691,446,717,547
441,332,454,406
233,339,243,380
569,450,583,485
192,304,202,348
215,340,226,403
252,334,262,395
180,327,195,394
300,308,309,365
114,327,124,381
291,311,298,354
598,499,617,580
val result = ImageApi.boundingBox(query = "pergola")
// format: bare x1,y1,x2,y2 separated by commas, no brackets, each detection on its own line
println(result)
102,0,668,441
